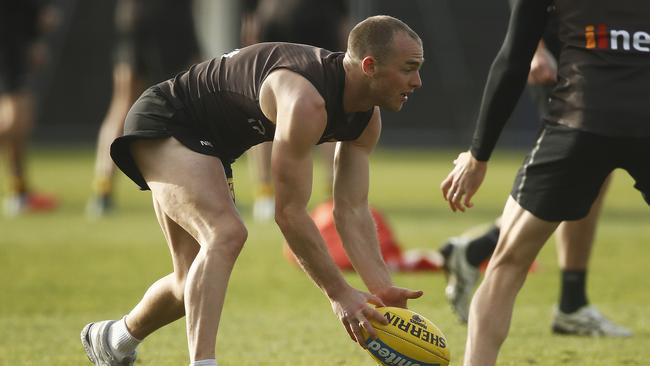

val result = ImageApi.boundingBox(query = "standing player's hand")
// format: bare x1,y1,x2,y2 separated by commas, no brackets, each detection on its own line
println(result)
374,286,424,308
329,285,389,348
528,45,557,86
440,151,487,212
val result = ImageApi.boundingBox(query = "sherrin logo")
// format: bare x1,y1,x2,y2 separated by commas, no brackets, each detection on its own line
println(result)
366,339,440,366
384,311,447,349
585,24,650,52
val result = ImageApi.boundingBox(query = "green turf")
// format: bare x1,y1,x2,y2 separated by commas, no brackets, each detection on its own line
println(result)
1,147,648,365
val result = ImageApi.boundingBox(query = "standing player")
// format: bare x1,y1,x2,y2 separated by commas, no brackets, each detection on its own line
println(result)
441,0,650,364
440,6,629,336
0,1,58,216
87,0,200,217
241,0,350,221
81,16,425,366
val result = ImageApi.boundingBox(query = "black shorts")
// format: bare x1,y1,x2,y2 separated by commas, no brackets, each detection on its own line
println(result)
511,123,650,221
110,87,233,194
113,0,200,85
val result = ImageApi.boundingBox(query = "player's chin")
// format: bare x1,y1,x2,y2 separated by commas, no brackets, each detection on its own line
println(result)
383,101,405,112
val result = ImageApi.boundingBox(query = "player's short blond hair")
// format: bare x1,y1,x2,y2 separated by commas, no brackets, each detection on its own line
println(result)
347,15,421,64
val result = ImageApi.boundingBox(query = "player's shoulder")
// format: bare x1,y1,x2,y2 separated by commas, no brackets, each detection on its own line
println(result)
266,69,325,107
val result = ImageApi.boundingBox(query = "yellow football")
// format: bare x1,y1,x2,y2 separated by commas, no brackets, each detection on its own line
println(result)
362,306,450,366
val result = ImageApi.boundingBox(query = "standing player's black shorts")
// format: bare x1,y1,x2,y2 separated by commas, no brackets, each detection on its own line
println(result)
511,122,650,221
110,87,234,195
0,2,39,93
113,0,200,85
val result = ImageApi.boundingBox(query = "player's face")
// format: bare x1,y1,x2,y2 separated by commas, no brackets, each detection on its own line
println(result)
372,32,424,112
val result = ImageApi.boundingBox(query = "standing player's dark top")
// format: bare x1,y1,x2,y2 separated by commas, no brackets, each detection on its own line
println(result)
147,42,371,164
251,0,348,51
470,0,650,161
114,0,199,85
0,0,40,92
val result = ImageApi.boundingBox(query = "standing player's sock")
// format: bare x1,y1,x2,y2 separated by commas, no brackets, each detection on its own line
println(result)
558,270,588,313
465,225,500,267
190,359,217,366
8,175,27,196
92,176,113,198
108,317,141,360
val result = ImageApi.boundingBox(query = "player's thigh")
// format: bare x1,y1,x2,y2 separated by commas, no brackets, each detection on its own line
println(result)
132,137,245,245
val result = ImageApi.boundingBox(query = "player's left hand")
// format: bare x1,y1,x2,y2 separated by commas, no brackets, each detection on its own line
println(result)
440,151,487,212
373,286,424,309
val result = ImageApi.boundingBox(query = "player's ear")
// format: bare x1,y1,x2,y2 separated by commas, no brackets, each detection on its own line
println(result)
361,56,377,76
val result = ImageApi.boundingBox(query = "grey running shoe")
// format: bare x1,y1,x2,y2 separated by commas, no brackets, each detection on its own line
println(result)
444,237,480,324
81,320,137,366
552,305,633,337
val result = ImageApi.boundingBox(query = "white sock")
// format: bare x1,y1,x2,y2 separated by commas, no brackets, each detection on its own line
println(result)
190,360,217,366
108,317,141,360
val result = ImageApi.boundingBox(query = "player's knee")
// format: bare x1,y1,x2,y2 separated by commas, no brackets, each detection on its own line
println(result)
204,223,248,260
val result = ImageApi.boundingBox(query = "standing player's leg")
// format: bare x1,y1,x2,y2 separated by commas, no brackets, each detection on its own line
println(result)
87,63,142,217
464,197,559,366
318,141,336,197
248,141,275,221
552,175,631,336
0,91,57,216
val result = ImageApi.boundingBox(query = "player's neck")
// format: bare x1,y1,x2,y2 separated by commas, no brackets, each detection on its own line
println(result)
342,54,375,113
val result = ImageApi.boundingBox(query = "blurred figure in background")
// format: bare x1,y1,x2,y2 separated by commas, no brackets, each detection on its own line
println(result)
0,0,58,217
438,3,628,337
241,0,349,221
87,0,200,217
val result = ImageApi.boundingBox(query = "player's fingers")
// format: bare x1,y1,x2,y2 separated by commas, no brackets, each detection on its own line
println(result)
349,319,367,347
365,293,386,308
446,180,460,211
357,316,376,342
440,173,454,199
451,190,465,212
463,192,475,209
343,321,356,342
405,289,424,299
366,306,389,326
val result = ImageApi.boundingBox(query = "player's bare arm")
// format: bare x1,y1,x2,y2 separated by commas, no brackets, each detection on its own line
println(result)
261,69,387,346
333,107,423,306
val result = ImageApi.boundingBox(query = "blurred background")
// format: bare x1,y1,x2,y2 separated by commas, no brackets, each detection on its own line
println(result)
2,1,650,365
29,0,537,148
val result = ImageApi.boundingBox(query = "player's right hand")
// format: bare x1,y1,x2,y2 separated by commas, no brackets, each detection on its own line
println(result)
329,285,389,348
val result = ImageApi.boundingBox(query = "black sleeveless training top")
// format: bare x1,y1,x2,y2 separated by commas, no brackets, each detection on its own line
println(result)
156,42,374,162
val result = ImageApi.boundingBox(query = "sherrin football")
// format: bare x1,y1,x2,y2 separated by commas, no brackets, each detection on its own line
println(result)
361,307,450,366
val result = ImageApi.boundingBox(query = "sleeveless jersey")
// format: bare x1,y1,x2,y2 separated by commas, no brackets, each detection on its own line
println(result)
547,0,650,137
155,42,373,163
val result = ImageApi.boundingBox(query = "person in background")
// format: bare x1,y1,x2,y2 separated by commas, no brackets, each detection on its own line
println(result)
87,0,200,217
0,0,59,216
240,0,349,221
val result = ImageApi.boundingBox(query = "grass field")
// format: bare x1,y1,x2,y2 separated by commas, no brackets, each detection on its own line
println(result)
1,146,649,365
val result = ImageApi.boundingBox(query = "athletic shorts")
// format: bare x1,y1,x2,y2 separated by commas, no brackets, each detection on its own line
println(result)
113,0,200,85
511,122,650,221
110,87,234,197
